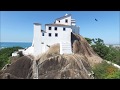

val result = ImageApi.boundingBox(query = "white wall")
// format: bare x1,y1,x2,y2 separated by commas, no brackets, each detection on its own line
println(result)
33,24,42,56
45,25,72,42
32,24,79,55
22,46,34,56
55,16,71,25
40,25,72,52
12,52,18,56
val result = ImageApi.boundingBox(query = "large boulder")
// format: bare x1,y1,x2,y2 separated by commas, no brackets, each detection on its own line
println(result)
38,54,94,79
0,56,33,79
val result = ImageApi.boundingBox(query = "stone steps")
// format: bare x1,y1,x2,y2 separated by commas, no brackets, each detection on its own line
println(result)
60,42,72,54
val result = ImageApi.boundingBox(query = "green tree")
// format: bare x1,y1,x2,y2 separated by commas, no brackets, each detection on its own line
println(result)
85,37,120,65
0,47,23,69
85,37,92,44
91,38,110,59
104,46,120,65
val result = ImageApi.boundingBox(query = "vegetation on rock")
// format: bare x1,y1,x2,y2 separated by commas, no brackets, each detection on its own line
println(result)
93,61,120,79
0,47,23,69
85,37,120,65
85,37,120,79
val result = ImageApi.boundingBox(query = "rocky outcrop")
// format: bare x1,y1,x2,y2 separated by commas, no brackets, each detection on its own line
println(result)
0,33,103,79
72,33,96,56
71,33,103,66
38,54,94,79
0,56,33,79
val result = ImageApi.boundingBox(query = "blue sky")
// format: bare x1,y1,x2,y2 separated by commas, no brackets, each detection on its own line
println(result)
0,11,120,44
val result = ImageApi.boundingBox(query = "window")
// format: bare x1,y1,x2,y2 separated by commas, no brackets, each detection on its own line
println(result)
55,33,58,37
65,19,68,23
48,33,51,37
42,33,44,36
41,42,44,44
63,28,66,31
49,27,51,30
54,27,57,30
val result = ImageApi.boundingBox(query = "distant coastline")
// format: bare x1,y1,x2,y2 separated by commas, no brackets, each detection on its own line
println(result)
0,42,32,49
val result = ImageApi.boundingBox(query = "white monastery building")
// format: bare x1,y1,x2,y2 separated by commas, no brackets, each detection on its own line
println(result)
22,14,80,57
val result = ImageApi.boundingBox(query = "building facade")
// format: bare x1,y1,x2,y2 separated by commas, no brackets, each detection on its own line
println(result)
22,14,80,56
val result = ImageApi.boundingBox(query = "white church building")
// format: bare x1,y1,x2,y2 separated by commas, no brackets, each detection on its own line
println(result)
22,14,80,57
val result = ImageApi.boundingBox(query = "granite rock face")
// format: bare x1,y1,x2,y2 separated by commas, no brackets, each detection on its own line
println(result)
0,56,33,79
38,54,94,79
71,33,103,66
0,33,102,79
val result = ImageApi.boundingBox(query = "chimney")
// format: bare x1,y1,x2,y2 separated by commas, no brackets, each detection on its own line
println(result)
34,23,41,31
33,23,42,56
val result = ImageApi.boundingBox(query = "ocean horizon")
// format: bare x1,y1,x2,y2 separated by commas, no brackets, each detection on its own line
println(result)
0,42,119,50
0,42,32,49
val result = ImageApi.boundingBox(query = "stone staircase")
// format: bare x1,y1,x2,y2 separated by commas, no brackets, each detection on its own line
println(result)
60,42,72,54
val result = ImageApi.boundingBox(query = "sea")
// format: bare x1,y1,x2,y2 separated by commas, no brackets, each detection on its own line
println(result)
0,42,32,49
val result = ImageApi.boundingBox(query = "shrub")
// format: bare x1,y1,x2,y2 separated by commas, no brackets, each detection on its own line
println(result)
93,61,120,79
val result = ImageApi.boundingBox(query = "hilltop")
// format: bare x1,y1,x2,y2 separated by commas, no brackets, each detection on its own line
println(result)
0,33,103,79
